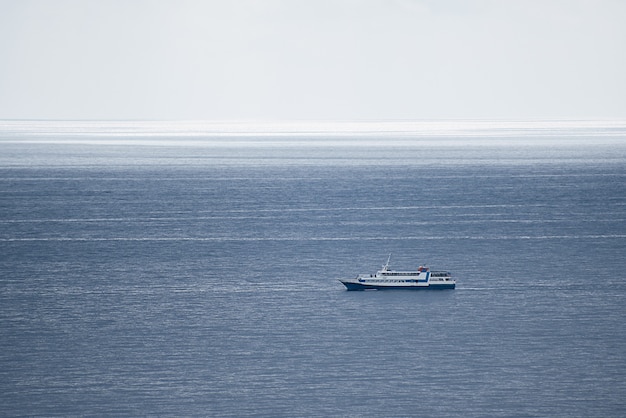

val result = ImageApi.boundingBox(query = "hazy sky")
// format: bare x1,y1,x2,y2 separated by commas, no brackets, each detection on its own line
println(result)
1,0,625,120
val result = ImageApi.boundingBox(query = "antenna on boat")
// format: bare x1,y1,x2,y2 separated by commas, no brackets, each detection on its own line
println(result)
382,254,391,271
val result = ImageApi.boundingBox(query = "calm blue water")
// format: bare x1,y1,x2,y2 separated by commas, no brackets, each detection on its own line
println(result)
1,121,626,416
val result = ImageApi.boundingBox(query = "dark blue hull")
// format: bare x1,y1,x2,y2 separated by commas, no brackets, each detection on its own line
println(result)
340,281,455,291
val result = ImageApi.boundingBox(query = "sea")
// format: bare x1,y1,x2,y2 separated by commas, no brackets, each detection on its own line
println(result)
1,120,625,417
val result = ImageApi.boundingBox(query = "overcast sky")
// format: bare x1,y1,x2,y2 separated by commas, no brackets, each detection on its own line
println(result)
1,0,625,120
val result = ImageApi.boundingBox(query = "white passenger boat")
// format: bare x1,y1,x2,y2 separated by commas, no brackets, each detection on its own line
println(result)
339,256,455,290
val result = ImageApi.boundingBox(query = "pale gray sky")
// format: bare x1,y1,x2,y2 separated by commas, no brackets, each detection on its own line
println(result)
1,0,625,120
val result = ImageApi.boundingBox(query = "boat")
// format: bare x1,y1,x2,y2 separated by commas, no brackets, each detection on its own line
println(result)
339,255,455,290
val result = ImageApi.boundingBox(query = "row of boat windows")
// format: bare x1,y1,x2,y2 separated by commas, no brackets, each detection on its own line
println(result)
379,272,451,277
381,272,422,276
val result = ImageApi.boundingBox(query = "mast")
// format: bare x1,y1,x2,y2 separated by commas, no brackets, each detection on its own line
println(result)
382,254,391,272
